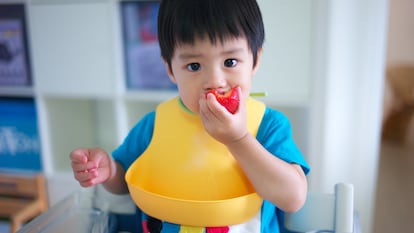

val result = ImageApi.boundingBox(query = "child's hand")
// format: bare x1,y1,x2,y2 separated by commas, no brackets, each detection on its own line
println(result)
206,87,240,114
199,86,248,145
70,148,112,187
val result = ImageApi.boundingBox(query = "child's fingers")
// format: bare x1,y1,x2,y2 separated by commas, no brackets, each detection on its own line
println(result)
79,180,95,188
236,87,246,114
69,148,89,163
204,92,230,118
69,148,105,187
73,167,99,185
71,160,97,173
70,149,99,172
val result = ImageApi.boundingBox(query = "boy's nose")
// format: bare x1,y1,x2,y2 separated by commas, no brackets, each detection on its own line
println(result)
204,69,226,90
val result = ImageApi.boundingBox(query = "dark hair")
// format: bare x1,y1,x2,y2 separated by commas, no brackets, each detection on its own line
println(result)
158,0,265,71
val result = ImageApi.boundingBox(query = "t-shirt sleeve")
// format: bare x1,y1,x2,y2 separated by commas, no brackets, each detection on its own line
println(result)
256,108,310,175
112,111,155,171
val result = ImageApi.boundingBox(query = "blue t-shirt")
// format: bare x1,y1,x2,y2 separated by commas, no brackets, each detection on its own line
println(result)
113,107,310,233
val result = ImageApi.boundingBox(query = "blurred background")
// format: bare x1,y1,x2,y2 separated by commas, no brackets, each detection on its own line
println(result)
0,0,413,233
374,0,414,232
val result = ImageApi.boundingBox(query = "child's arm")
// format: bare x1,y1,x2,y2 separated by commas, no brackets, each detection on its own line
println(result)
70,148,129,194
225,133,307,213
199,89,307,212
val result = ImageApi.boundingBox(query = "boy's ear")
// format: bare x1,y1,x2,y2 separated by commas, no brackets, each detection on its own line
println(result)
163,59,177,84
252,48,263,76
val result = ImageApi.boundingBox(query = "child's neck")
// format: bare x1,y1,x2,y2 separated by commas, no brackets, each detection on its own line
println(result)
178,97,196,115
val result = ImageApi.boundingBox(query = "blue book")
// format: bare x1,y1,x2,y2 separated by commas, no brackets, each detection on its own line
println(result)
0,97,42,171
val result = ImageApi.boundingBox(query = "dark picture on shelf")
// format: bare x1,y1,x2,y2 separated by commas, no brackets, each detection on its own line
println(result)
121,1,176,90
0,97,42,171
0,4,32,86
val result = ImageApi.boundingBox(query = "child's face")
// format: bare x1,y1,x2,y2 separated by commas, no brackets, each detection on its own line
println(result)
166,36,261,113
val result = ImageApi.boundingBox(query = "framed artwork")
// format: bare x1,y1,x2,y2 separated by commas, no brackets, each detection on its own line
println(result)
0,97,42,171
0,4,32,86
120,0,176,90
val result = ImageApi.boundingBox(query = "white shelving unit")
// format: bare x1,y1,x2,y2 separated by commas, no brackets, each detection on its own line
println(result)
1,0,312,204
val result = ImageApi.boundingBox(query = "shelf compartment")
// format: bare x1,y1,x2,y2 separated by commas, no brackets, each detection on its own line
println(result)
38,97,118,173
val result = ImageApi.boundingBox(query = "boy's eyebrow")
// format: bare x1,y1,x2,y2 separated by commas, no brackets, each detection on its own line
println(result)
221,48,245,55
178,53,202,60
178,47,245,60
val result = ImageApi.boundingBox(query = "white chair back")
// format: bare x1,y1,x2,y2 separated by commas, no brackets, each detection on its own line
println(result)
284,183,354,233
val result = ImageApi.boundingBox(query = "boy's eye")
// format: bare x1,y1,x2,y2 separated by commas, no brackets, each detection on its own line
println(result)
224,59,238,67
187,63,201,71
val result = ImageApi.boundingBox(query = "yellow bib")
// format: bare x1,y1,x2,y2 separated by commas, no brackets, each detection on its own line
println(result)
126,97,265,226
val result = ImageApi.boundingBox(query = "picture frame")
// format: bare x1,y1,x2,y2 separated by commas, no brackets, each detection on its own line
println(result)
0,97,42,172
120,0,176,90
0,3,32,86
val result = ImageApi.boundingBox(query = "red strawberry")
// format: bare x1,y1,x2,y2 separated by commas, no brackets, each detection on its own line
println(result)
207,87,240,114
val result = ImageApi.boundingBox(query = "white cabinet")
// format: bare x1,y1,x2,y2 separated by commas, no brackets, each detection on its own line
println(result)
29,0,120,97
255,0,312,106
1,0,312,203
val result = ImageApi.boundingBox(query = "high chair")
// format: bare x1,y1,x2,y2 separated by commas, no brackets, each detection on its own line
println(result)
17,182,358,233
283,183,356,233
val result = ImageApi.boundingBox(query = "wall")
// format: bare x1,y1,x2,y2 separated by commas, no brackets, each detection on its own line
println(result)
256,0,312,106
386,0,414,65
308,1,388,233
